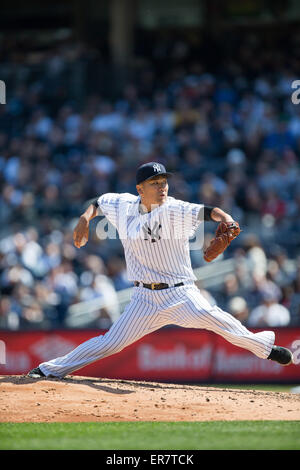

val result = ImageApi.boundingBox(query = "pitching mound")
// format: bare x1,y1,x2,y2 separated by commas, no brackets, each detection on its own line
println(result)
0,375,300,422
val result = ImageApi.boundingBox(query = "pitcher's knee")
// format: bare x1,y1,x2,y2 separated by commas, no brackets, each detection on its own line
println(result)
99,333,128,357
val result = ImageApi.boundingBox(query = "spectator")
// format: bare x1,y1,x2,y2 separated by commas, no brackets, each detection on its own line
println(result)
242,235,268,278
216,273,246,309
288,269,300,325
0,296,20,330
228,296,249,324
261,189,287,222
248,283,291,327
106,256,132,291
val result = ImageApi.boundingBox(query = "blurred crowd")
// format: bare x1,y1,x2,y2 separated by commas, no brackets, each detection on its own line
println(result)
0,31,300,330
204,235,300,328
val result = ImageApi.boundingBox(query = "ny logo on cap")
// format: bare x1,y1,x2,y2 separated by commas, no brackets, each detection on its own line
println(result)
153,163,162,173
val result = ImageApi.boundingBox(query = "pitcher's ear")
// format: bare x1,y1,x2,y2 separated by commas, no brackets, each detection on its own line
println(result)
136,184,143,195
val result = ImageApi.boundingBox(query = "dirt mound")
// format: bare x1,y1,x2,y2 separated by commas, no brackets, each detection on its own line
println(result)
0,375,299,422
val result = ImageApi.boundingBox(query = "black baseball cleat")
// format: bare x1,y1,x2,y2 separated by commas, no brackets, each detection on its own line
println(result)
27,367,46,378
267,346,294,366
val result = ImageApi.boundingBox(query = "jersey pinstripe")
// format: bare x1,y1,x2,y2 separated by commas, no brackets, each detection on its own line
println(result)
96,193,203,284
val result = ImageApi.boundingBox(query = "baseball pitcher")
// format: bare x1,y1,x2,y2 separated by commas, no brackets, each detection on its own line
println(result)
28,162,293,379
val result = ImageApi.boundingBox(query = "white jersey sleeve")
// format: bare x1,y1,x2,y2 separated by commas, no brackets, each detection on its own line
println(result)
96,193,121,228
96,192,138,230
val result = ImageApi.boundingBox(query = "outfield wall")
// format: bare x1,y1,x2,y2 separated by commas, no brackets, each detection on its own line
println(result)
0,328,299,383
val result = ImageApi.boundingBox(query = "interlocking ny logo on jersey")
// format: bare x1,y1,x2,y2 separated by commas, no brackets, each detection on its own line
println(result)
142,221,162,242
153,163,162,172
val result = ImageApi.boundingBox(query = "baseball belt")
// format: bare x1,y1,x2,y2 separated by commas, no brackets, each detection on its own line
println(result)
134,281,184,290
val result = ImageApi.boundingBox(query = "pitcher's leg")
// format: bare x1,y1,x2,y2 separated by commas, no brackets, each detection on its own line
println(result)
39,295,162,378
172,286,274,359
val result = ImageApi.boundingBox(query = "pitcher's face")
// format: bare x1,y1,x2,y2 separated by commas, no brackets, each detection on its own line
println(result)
136,176,169,209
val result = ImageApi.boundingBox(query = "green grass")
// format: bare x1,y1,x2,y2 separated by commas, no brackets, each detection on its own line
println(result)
0,421,299,450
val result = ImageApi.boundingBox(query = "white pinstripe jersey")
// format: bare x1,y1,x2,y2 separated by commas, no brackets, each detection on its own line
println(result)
97,193,204,284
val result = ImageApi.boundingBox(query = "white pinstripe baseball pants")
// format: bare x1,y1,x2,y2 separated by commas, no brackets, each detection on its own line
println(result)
39,283,275,378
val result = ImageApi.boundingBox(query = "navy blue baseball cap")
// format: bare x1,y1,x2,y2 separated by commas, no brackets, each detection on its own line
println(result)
136,162,173,185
